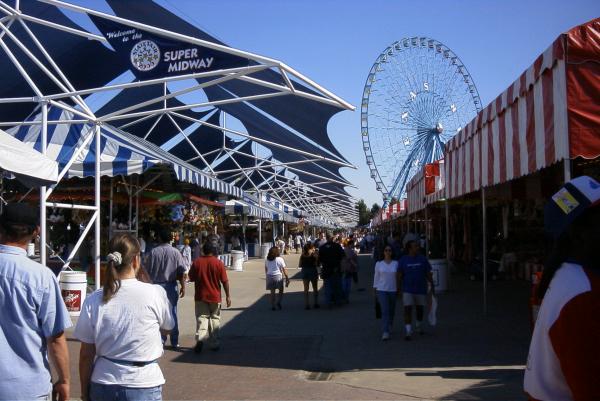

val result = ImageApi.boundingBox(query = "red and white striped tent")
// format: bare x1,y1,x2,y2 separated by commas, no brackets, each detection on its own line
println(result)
406,159,445,214
386,199,408,219
370,200,408,227
444,17,600,200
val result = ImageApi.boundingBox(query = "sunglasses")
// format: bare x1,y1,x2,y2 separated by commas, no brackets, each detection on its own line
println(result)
384,249,392,252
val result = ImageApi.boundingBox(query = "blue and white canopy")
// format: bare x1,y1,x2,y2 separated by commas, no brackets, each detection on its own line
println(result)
224,199,271,219
0,127,58,187
8,107,243,198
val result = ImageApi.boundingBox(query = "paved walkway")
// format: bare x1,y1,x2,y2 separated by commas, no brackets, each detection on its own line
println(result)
65,253,531,400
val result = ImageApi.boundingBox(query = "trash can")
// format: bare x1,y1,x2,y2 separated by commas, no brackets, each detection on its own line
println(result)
430,259,448,292
261,243,271,259
59,270,87,316
247,243,256,257
231,250,244,271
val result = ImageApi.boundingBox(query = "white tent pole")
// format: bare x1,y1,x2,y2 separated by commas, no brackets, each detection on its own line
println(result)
40,101,47,268
242,214,247,254
172,111,355,169
0,19,91,114
0,118,87,127
101,92,287,123
16,11,106,42
165,114,215,174
45,66,273,101
100,67,265,121
482,187,488,316
258,192,262,248
94,124,101,290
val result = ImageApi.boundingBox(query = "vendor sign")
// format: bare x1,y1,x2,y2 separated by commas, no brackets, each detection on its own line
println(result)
91,17,250,80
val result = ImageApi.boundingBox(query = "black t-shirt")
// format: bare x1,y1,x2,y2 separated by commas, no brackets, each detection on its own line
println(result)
319,242,345,277
299,254,318,269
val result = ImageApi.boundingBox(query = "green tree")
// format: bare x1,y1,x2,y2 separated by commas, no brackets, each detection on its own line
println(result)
370,203,381,220
356,199,370,226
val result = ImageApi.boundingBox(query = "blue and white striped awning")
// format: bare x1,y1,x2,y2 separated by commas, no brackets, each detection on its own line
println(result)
224,200,271,219
272,211,299,224
8,107,243,198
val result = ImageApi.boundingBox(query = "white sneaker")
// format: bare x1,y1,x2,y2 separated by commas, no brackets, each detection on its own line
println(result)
381,332,390,341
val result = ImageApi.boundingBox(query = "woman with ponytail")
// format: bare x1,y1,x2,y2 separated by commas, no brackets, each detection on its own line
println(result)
73,233,174,401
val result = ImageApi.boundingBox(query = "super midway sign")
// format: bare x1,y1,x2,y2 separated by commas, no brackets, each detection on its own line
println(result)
91,17,250,79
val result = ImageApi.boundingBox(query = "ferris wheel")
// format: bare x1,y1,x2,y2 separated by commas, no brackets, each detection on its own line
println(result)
361,37,482,202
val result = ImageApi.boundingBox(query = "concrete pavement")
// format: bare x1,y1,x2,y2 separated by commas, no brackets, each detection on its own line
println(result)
65,252,531,400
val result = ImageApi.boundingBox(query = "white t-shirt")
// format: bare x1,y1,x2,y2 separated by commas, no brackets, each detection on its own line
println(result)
373,260,399,292
73,279,174,388
265,256,286,277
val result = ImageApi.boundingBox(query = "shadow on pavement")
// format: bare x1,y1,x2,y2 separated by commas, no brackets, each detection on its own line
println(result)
173,255,531,377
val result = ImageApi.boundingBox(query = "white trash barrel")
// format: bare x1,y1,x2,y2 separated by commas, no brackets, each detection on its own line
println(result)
261,243,271,259
59,271,87,316
429,259,448,292
231,250,244,271
27,242,35,257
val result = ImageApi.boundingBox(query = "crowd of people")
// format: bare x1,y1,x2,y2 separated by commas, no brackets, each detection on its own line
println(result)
265,232,360,311
2,177,598,400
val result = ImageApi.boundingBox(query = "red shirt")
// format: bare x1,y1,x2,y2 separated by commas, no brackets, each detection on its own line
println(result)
188,256,228,303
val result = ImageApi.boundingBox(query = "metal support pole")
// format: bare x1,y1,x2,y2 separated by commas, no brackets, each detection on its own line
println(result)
445,200,451,290
242,214,247,254
128,175,133,231
258,193,262,247
135,175,139,237
482,188,488,316
40,102,48,268
425,207,429,258
94,124,101,290
564,158,571,183
109,178,113,239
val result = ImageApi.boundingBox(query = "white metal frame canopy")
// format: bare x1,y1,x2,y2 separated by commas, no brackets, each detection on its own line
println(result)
0,0,357,288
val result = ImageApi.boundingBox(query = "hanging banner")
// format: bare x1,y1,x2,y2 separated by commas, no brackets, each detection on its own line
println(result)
91,16,250,80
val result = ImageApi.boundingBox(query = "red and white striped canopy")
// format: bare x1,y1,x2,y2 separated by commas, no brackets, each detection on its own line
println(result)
444,17,600,200
407,160,445,214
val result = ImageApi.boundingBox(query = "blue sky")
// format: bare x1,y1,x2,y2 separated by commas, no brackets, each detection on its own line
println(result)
73,0,599,207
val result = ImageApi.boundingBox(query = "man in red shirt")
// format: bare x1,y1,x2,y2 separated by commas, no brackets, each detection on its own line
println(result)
188,241,231,353
524,175,600,400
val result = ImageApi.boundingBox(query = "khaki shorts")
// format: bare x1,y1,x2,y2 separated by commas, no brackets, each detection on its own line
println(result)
403,293,426,306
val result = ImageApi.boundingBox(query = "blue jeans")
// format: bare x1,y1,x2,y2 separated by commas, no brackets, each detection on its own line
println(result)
90,383,162,401
377,290,397,333
323,274,343,305
341,275,352,301
158,281,179,346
